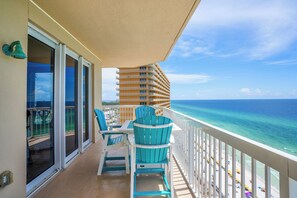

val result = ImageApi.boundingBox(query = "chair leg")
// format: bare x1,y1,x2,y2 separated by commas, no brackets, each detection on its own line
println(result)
130,146,135,198
164,164,168,179
97,150,106,175
125,146,130,174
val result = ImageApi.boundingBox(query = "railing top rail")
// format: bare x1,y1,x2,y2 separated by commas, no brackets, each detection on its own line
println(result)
102,105,138,108
102,105,164,109
162,107,297,180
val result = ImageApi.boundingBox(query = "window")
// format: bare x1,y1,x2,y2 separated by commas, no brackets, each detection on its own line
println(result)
140,84,146,88
27,35,56,184
65,54,78,157
83,63,91,144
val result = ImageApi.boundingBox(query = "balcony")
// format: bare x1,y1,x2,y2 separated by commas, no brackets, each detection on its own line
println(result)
99,105,297,197
117,81,140,85
30,105,297,197
117,75,155,80
34,140,192,198
116,68,156,75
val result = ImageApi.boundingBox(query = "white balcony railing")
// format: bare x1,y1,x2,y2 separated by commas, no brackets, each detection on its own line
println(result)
102,105,297,198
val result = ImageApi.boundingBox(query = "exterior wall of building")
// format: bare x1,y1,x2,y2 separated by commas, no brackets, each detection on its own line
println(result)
117,64,170,122
0,1,28,197
0,1,102,197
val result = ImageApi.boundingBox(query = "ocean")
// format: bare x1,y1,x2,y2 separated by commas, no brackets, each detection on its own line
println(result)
171,99,297,156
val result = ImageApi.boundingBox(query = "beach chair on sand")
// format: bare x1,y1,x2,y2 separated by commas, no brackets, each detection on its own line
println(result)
94,109,129,175
135,106,156,119
130,115,174,198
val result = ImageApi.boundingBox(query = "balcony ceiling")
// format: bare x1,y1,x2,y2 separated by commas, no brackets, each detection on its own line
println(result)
33,0,200,67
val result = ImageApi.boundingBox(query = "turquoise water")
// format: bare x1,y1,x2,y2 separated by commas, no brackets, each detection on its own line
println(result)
171,99,297,156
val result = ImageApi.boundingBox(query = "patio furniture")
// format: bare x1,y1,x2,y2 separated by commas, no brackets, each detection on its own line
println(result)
94,109,130,175
129,115,174,198
120,120,182,133
135,105,156,119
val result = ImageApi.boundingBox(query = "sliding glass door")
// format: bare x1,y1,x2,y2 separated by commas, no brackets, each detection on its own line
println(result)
26,29,60,195
27,35,55,183
27,24,93,194
65,54,79,160
82,62,91,146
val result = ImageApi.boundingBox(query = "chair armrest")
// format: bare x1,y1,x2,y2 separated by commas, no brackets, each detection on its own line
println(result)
108,125,122,131
128,134,173,149
170,135,175,144
100,130,126,136
133,143,171,149
128,134,135,145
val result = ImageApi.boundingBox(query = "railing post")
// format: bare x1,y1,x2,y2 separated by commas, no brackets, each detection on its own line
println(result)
241,153,246,198
280,173,289,198
232,148,236,198
225,144,228,198
132,105,136,120
252,158,257,198
265,166,271,198
188,125,194,186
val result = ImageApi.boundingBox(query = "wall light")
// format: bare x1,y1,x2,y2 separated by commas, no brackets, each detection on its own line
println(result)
2,41,26,59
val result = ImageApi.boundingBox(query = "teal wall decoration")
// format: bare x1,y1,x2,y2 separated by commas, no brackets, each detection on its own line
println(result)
2,41,27,59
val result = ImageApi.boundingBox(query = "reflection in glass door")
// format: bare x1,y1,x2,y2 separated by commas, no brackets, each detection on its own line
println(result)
65,55,78,157
26,36,55,183
83,65,89,143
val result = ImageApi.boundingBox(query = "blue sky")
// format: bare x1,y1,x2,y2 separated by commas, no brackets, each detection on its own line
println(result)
103,0,297,100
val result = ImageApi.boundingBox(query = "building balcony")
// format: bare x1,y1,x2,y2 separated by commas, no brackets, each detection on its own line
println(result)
29,105,297,197
34,140,192,198
117,75,155,80
116,87,143,91
116,68,156,75
117,81,140,85
102,105,297,198
117,93,148,96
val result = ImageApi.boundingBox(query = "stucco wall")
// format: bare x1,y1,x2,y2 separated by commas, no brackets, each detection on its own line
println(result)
0,0,28,197
0,0,102,197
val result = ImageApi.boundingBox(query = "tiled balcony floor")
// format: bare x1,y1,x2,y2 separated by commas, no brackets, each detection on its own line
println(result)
34,140,193,198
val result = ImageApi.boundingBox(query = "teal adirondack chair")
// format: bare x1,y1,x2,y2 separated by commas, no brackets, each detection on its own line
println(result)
94,109,129,175
135,106,156,119
129,115,174,198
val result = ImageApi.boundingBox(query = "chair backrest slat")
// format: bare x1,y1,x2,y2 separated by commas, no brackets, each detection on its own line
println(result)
94,109,108,131
133,115,173,163
135,106,156,119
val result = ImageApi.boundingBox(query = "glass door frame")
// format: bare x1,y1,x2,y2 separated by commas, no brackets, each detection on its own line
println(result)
80,58,92,151
62,47,80,167
26,23,62,196
26,23,94,194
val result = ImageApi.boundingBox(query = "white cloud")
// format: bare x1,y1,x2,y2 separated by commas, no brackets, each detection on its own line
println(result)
265,58,297,65
240,88,264,96
240,88,252,95
181,0,297,59
167,74,213,84
172,38,214,58
102,68,117,101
